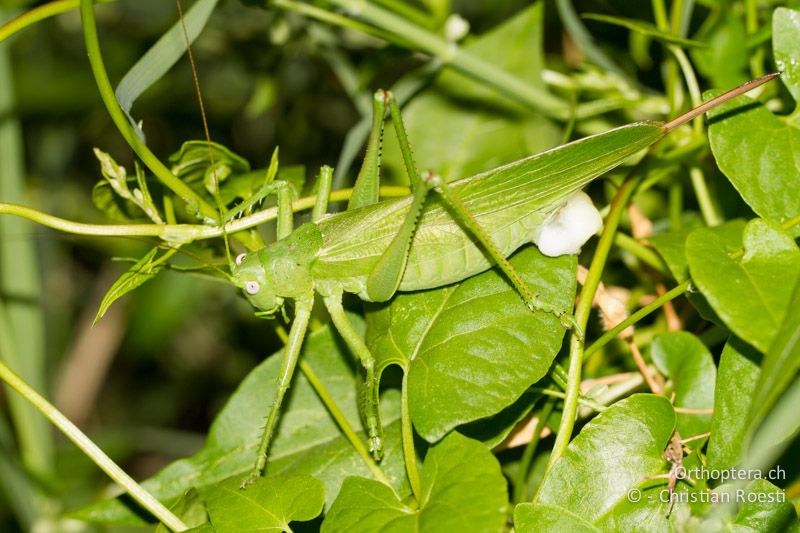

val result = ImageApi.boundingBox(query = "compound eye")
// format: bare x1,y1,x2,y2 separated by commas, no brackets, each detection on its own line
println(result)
244,281,260,295
235,253,247,266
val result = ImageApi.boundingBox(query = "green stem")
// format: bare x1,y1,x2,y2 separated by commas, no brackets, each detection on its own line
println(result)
0,186,411,241
613,232,670,275
513,398,553,503
657,0,703,136
273,0,402,46
545,171,643,473
372,0,431,29
651,0,669,29
0,25,54,487
652,0,682,112
745,0,764,78
0,300,46,527
0,0,112,44
532,388,607,413
584,280,690,358
669,0,685,36
689,165,722,226
0,352,186,531
555,0,629,82
79,0,216,221
549,364,569,390
670,46,703,136
401,370,422,501
299,359,389,484
782,215,800,232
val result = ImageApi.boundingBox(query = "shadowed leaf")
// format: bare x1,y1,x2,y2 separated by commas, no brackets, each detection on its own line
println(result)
322,432,508,532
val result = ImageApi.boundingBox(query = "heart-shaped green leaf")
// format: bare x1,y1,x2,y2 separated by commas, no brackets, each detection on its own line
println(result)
202,474,324,531
686,219,800,352
706,89,800,236
322,432,508,532
366,246,575,442
533,395,676,526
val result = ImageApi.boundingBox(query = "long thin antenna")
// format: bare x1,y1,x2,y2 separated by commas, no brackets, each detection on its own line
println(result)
175,0,233,265
663,72,781,132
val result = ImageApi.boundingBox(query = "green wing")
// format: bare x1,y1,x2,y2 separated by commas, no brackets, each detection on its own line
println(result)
312,121,665,298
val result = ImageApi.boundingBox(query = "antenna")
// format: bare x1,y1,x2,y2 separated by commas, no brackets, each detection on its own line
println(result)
663,72,781,132
175,0,233,268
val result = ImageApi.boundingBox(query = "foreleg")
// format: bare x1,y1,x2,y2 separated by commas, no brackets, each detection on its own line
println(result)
243,293,314,486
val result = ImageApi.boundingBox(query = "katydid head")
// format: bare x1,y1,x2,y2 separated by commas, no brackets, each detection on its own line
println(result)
231,223,324,315
233,251,284,315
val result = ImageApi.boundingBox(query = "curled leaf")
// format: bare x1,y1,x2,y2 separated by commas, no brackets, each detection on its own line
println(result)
94,248,163,325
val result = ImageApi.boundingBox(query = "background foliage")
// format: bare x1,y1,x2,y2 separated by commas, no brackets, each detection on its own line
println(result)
0,0,799,531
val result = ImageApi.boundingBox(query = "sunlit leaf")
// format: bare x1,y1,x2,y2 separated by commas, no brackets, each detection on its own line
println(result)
366,246,575,442
686,219,800,352
707,93,800,236
514,502,598,533
534,395,675,526
773,7,800,105
202,474,324,531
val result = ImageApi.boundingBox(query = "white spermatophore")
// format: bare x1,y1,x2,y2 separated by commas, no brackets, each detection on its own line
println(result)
532,191,603,257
